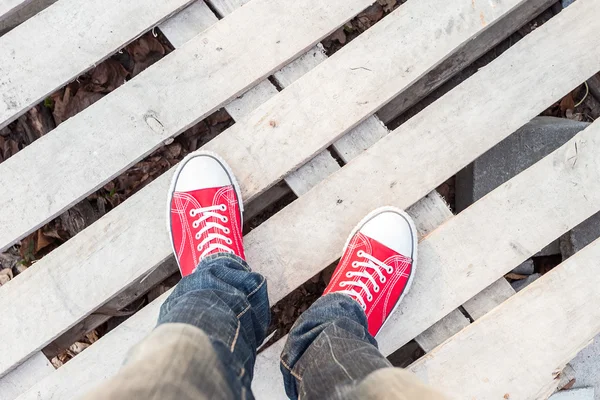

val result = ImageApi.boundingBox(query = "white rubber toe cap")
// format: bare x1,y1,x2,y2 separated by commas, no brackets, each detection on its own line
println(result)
359,210,416,257
174,154,232,192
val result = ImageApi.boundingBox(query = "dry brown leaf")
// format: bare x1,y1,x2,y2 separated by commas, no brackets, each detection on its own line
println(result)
35,229,53,253
69,342,90,355
85,330,99,344
559,91,575,112
355,3,384,31
87,59,129,93
505,273,527,280
52,86,104,125
0,268,13,285
377,0,397,12
127,34,166,77
327,28,347,44
51,356,64,369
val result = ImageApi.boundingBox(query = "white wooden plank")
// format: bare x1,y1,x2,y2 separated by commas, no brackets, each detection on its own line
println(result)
269,41,391,164
158,1,217,47
0,0,196,129
415,309,470,353
410,238,600,399
462,278,515,320
0,352,53,400
376,0,557,125
285,152,341,196
0,0,56,35
163,1,340,197
0,0,371,252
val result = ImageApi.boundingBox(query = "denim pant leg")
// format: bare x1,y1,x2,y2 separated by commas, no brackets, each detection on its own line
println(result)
280,293,391,399
82,254,269,400
157,253,270,398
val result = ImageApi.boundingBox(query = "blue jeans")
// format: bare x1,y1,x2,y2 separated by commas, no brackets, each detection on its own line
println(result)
83,254,445,400
158,253,390,399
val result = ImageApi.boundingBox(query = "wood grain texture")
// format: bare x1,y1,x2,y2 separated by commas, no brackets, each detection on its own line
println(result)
0,0,196,129
462,278,515,320
0,0,371,252
163,1,342,197
376,0,557,124
410,237,600,399
0,352,53,400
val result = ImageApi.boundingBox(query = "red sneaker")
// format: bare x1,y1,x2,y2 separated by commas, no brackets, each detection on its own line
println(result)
167,151,245,277
324,207,418,337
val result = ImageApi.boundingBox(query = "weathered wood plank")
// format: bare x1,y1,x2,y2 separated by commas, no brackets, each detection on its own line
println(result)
462,278,515,320
0,352,53,400
0,0,370,252
163,1,341,197
415,309,470,352
410,237,600,399
0,0,196,129
0,0,56,35
376,0,557,124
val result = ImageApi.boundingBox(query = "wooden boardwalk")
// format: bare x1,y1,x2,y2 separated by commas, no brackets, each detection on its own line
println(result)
1,0,600,398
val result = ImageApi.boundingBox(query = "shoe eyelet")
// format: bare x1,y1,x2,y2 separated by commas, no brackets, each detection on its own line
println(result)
367,295,373,301
221,216,228,223
195,233,201,240
374,286,380,293
345,272,352,278
196,245,202,251
387,267,394,274
339,282,346,287
362,305,367,311
224,228,230,234
380,276,386,283
192,221,199,229
351,261,358,268
226,238,233,245
220,204,227,211
357,250,364,257
189,210,196,217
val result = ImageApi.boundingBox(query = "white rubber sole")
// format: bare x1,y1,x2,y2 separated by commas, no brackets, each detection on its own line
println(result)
342,206,419,337
165,150,244,270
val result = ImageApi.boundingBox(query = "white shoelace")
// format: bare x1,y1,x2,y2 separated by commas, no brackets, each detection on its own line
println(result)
190,204,233,258
338,250,393,310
